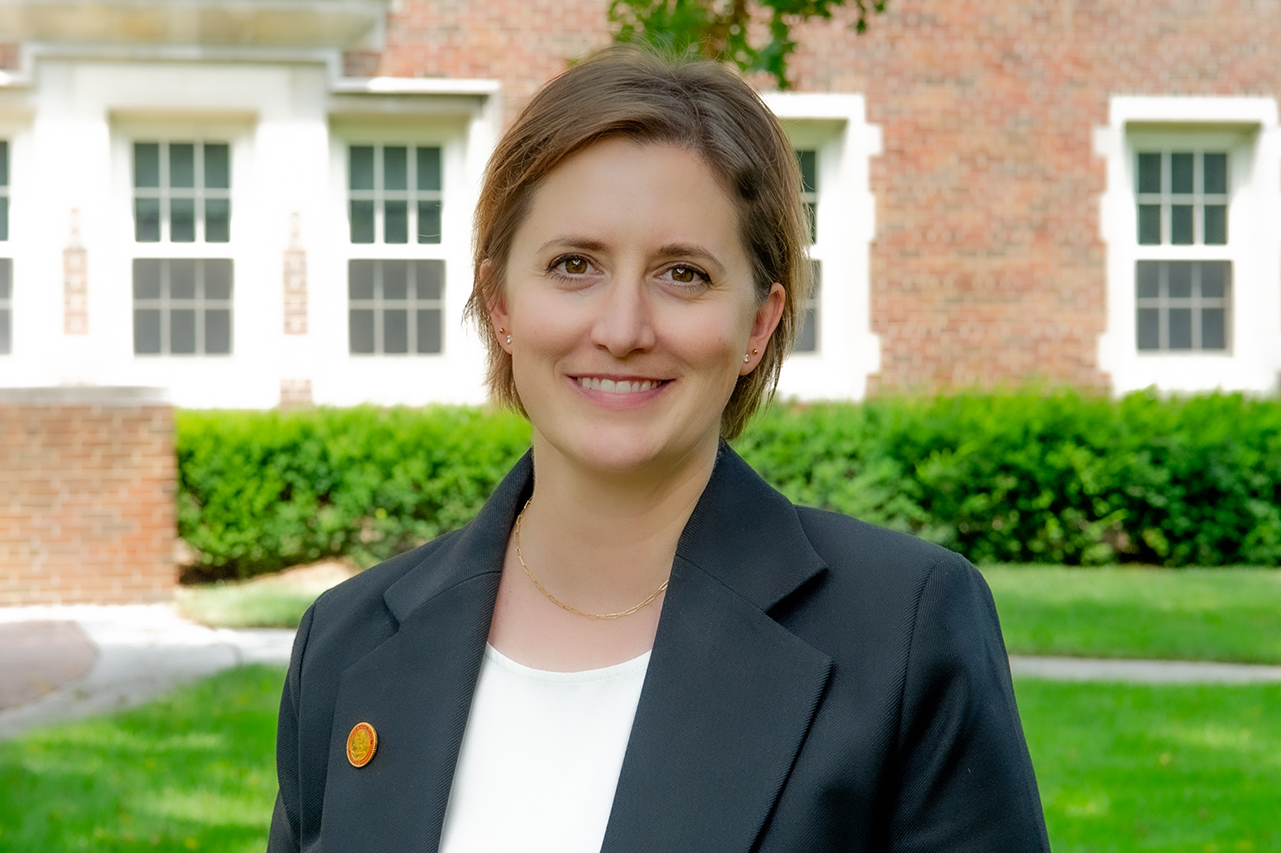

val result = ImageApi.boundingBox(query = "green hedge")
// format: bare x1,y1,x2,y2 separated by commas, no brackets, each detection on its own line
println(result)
177,406,531,579
177,392,1281,579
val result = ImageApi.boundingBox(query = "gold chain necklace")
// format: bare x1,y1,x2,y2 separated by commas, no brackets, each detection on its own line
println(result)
513,498,669,620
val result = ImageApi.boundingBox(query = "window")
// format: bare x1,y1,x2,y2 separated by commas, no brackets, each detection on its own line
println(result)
130,139,234,355
348,145,442,245
1134,149,1231,352
792,149,820,354
0,139,8,242
133,142,230,243
347,143,446,355
132,259,233,355
348,260,443,355
0,258,10,355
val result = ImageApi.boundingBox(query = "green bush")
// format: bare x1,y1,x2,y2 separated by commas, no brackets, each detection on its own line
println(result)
177,406,531,579
176,392,1281,577
737,390,1281,567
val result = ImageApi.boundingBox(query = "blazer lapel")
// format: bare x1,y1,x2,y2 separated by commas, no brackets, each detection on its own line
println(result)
318,454,533,853
602,447,833,853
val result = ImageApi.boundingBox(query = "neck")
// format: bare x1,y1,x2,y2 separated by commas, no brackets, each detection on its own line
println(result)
518,433,720,607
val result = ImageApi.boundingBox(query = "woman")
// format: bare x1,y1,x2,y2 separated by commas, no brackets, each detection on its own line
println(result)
269,48,1050,852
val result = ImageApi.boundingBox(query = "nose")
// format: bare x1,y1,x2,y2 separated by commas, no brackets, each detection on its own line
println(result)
589,271,656,357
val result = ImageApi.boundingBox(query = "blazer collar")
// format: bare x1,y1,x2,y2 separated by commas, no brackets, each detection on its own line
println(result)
323,446,832,853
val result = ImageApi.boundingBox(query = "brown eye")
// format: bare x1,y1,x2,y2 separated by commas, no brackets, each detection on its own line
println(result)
563,256,588,275
671,265,695,283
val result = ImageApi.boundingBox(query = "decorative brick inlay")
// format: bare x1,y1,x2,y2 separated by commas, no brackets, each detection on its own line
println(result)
279,379,313,409
0,388,176,606
284,213,307,335
64,210,88,335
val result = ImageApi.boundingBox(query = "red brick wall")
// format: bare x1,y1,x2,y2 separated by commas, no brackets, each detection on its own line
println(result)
0,389,176,606
361,0,1281,394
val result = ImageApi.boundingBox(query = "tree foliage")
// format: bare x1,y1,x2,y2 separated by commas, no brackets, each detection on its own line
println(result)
608,0,887,89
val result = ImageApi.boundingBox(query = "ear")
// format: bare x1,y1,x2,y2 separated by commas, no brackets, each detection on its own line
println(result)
481,260,512,352
741,282,786,375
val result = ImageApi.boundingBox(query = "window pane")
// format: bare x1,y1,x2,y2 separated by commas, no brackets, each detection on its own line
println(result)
417,200,442,243
795,306,818,353
0,308,9,355
797,150,817,194
1136,308,1160,350
417,308,442,353
134,309,161,354
1203,204,1226,245
1137,205,1161,244
383,309,408,353
415,260,444,300
1170,205,1193,245
350,147,375,190
170,259,197,299
382,260,408,300
135,143,160,188
384,201,408,243
133,259,162,299
205,199,230,243
0,197,9,242
205,259,233,301
1170,152,1193,194
135,198,161,242
170,198,196,243
349,260,374,300
0,140,8,186
1202,308,1226,350
1136,261,1159,299
1200,261,1228,299
805,201,817,244
204,144,230,189
1137,153,1161,194
417,147,442,191
170,144,195,189
1168,261,1192,299
1168,308,1192,349
0,257,9,298
170,308,196,354
384,147,407,191
205,309,231,354
350,200,375,243
1203,153,1227,194
350,309,375,353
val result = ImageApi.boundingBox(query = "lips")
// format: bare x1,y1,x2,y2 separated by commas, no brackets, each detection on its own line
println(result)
574,377,666,394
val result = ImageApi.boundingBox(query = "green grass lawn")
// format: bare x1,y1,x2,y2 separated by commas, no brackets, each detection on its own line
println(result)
175,583,320,630
3,665,1278,850
1018,679,1281,852
982,566,1281,664
0,666,285,853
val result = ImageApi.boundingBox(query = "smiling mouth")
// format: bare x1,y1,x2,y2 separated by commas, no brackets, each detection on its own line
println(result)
575,377,666,394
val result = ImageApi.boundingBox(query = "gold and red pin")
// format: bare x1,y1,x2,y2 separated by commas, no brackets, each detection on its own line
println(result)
346,722,378,768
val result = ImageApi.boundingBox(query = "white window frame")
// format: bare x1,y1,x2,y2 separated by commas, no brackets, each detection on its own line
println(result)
1095,97,1281,394
114,118,246,359
766,94,882,401
0,138,9,356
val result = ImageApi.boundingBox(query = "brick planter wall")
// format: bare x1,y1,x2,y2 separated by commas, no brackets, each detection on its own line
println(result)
0,388,176,606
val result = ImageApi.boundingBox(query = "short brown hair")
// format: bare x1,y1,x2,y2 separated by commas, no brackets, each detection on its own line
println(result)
465,46,810,439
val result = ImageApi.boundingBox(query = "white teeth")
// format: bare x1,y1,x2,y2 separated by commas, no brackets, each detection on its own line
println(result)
577,377,659,394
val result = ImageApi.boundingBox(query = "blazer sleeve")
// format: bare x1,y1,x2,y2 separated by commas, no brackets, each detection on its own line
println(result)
888,552,1051,851
267,603,316,853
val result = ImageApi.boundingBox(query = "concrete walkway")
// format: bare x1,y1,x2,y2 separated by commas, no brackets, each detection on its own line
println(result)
1,605,1279,740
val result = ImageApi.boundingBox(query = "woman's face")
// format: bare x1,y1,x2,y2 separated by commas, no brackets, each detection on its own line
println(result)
490,138,784,477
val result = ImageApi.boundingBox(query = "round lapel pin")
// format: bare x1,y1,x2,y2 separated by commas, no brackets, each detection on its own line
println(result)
346,722,378,768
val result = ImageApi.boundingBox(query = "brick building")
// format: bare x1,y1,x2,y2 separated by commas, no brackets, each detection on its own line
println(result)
0,0,1278,405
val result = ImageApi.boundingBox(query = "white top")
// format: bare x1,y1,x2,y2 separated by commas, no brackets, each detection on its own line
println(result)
438,644,651,853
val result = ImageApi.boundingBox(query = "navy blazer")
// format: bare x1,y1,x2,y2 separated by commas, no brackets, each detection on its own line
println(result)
269,447,1051,851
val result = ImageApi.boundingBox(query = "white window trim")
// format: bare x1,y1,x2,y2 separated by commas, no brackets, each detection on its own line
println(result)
1095,96,1281,394
764,93,882,401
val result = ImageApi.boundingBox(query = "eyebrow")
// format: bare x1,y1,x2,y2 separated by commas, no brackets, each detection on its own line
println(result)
538,237,727,276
